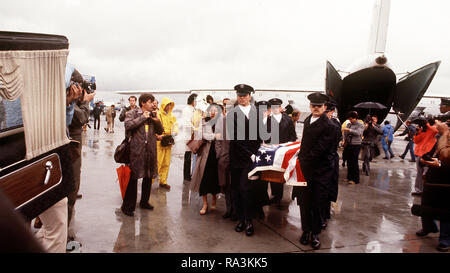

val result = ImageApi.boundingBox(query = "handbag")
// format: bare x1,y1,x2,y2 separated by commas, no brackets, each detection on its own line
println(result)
114,135,131,164
186,139,205,154
186,131,205,154
161,135,175,147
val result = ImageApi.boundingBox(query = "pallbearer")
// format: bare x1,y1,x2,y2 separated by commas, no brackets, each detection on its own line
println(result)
292,92,334,250
254,100,271,218
227,84,261,236
266,98,297,208
323,99,342,227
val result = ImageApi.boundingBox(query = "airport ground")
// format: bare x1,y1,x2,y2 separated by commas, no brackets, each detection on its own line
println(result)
64,118,447,253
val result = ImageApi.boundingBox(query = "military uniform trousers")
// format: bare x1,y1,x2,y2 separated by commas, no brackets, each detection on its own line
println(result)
231,167,256,222
296,180,328,235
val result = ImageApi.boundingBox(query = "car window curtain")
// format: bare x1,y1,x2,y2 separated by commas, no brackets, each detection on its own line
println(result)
0,50,70,159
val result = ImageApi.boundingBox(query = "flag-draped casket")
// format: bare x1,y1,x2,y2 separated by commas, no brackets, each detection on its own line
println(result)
248,141,306,186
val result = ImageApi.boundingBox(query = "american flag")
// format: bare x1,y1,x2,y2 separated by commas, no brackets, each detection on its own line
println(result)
248,141,307,186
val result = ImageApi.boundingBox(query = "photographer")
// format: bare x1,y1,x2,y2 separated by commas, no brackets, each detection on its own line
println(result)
121,93,164,216
67,73,95,238
412,117,438,195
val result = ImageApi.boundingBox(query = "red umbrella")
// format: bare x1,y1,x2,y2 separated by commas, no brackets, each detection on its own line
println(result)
116,165,131,199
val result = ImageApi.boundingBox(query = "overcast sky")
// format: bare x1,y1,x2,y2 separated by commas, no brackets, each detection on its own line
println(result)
1,0,449,95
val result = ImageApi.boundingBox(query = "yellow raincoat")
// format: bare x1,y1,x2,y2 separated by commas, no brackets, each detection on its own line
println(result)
155,97,178,186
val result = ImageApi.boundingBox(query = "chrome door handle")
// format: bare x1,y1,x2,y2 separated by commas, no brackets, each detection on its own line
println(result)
43,161,53,185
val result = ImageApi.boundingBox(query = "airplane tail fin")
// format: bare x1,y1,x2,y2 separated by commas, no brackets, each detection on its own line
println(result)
392,61,441,131
368,0,391,54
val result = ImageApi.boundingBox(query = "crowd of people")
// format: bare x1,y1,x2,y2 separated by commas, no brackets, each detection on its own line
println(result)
5,76,449,253
85,86,450,252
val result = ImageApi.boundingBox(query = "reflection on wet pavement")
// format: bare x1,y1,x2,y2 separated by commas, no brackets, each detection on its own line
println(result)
70,119,446,253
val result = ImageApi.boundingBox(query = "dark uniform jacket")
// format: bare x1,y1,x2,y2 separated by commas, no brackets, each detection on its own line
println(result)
124,108,164,179
227,104,261,168
266,113,297,144
328,118,342,202
93,105,102,118
292,114,335,200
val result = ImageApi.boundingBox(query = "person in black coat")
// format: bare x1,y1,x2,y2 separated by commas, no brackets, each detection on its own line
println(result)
253,100,271,219
226,84,262,236
266,98,297,208
93,102,103,130
323,100,342,228
292,92,335,250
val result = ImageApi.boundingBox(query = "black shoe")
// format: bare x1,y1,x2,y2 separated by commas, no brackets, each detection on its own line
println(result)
411,191,422,196
382,157,389,159
409,159,416,162
436,243,450,252
400,155,405,159
140,202,154,210
299,231,311,245
416,229,438,237
121,207,134,216
222,211,232,219
245,222,254,236
235,221,246,232
311,234,321,250
321,221,328,230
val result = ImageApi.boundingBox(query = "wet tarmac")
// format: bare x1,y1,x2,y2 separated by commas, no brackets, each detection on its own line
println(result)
68,118,445,253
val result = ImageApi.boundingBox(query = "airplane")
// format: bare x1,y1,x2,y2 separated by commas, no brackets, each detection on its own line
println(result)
325,0,441,130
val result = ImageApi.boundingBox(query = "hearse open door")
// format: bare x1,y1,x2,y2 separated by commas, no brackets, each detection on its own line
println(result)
0,31,74,221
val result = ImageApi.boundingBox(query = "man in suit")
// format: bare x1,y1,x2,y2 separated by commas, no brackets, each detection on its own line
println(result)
227,84,261,236
266,98,297,208
292,92,335,250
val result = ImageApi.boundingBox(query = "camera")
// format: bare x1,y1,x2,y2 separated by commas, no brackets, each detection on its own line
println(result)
81,75,96,94
433,112,450,123
81,80,96,94
150,111,157,118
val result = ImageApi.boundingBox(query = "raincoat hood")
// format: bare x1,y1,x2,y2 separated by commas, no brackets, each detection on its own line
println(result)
157,97,178,136
160,97,175,115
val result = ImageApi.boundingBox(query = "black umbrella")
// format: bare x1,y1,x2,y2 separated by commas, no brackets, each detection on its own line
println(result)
354,101,387,117
354,102,387,109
